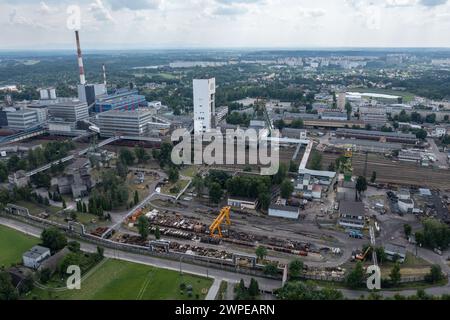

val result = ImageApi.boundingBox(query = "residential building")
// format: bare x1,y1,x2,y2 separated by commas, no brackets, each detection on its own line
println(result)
337,92,346,111
193,78,216,134
268,204,300,219
48,100,89,123
338,201,366,229
22,246,51,269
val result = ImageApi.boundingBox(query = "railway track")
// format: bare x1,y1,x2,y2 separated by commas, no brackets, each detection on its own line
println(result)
321,152,450,189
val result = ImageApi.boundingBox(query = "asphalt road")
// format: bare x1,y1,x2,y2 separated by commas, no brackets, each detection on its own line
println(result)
3,216,450,299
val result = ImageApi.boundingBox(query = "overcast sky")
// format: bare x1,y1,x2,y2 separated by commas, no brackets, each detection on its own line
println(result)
0,0,449,50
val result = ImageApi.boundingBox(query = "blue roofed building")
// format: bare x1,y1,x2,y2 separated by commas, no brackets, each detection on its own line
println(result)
94,89,147,113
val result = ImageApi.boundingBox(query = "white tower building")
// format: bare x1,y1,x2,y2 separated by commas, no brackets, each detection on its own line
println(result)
193,78,216,134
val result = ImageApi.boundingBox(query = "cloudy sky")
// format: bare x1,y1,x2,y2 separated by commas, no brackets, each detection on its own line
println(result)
0,0,449,49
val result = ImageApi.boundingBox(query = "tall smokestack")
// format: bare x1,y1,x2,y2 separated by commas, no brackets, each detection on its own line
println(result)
75,30,86,85
102,64,107,86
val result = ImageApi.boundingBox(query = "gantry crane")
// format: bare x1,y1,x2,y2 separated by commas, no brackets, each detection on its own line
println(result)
209,206,231,238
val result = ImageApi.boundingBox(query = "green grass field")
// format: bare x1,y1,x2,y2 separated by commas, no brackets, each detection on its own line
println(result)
32,259,213,300
347,88,416,103
0,225,39,267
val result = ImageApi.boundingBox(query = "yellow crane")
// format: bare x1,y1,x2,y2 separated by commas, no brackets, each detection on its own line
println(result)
209,206,231,238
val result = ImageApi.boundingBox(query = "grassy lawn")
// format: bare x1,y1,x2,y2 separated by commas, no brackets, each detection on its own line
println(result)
180,166,198,178
380,253,432,278
16,200,60,215
126,172,155,201
32,259,213,300
0,225,39,267
161,180,190,196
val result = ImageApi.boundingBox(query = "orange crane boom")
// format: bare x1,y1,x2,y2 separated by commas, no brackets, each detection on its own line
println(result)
209,206,231,238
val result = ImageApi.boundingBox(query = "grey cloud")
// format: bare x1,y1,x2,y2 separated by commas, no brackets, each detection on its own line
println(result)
106,0,162,11
419,0,448,6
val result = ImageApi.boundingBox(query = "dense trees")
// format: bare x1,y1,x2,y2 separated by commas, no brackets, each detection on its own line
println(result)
277,281,343,300
134,146,150,164
119,149,135,166
0,272,18,301
280,179,294,199
389,263,401,286
41,228,67,253
88,170,129,214
425,265,443,284
355,176,368,201
309,151,322,170
235,278,260,300
152,143,174,168
289,259,304,278
255,246,268,262
345,262,365,289
137,216,150,240
226,112,251,126
415,218,450,250
209,182,223,204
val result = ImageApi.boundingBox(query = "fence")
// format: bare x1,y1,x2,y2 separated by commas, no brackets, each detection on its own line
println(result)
1,210,280,281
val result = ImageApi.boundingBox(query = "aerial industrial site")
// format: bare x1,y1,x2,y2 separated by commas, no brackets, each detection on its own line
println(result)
1,1,450,308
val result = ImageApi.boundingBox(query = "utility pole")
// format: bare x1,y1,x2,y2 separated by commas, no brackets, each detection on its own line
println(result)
363,151,369,178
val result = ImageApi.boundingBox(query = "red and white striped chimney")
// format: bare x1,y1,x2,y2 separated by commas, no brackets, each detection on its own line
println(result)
75,30,86,85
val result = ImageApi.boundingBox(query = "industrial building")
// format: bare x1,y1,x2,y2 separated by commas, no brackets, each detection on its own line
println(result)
321,111,348,121
360,110,387,128
268,204,300,219
22,246,51,270
227,197,259,210
94,89,147,113
47,100,89,123
6,108,46,131
329,138,401,153
193,78,216,134
336,128,418,144
338,201,366,229
97,108,155,137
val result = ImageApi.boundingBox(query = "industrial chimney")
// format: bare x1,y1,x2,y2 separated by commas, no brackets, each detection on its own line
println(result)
102,64,107,86
75,30,86,85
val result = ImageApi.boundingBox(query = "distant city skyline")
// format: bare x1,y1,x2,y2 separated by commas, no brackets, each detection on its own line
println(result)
0,0,450,50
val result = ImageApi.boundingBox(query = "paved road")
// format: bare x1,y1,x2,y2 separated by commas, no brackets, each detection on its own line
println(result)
0,217,282,293
2,216,450,299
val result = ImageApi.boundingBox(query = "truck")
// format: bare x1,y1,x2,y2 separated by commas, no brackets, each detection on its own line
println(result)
348,230,363,239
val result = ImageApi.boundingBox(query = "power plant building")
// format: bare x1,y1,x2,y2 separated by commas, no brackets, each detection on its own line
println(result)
97,108,155,137
6,109,45,131
94,89,147,113
47,100,89,123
